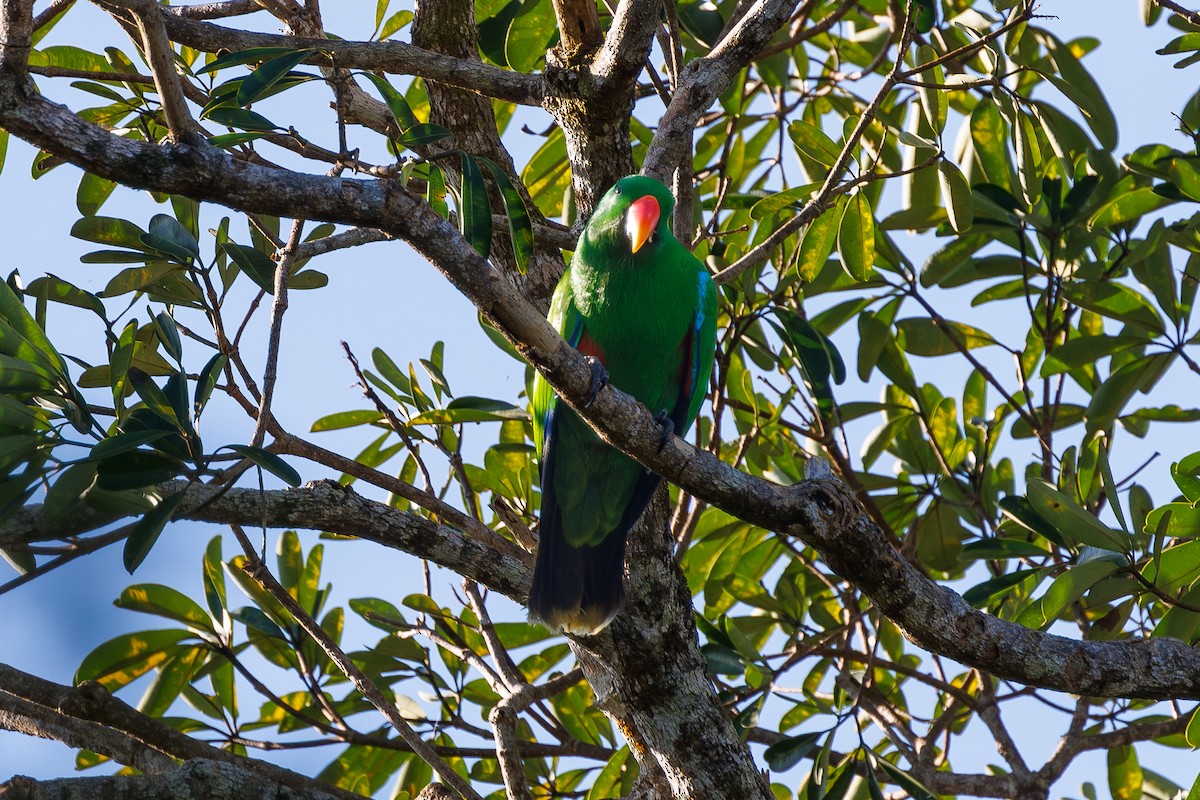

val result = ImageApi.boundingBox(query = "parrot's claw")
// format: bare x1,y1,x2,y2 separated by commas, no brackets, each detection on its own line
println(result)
653,411,675,453
583,356,609,409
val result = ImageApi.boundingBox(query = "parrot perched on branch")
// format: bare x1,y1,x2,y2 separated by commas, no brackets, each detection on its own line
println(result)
528,175,718,634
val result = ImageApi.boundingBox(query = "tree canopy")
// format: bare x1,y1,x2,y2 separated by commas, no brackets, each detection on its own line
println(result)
4,0,1200,799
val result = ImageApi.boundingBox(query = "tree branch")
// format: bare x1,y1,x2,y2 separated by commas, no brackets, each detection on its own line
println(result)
1147,0,1200,26
0,663,367,800
116,0,543,105
2,759,347,800
0,480,531,600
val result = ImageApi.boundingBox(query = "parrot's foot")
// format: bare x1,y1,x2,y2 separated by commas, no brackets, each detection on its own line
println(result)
583,356,609,408
653,411,675,452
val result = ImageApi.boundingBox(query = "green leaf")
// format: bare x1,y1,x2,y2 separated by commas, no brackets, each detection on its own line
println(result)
349,596,408,631
44,463,97,519
150,312,183,364
896,318,995,356
962,567,1042,607
0,279,69,378
29,45,111,74
310,409,385,431
410,397,531,425
586,746,634,800
25,275,105,318
90,430,173,461
220,241,277,293
288,270,328,290
379,9,414,40
371,347,411,395
194,353,227,418
938,160,974,232
222,444,302,487
229,606,288,639
116,583,214,632
764,732,822,772
970,99,1013,193
479,156,534,273
141,214,200,265
76,171,117,216
1026,479,1128,552
75,628,191,689
199,47,302,74
837,192,874,281
458,153,493,259
207,131,272,149
361,71,418,131
1086,353,1172,433
796,198,842,281
701,642,745,676
504,0,556,72
787,120,841,169
1169,157,1200,202
127,368,179,427
915,45,947,133
202,106,282,133
236,48,315,106
873,757,935,800
1062,283,1163,333
398,122,451,146
1088,181,1172,230
1107,744,1143,800
1042,37,1118,150
1013,112,1041,206
1015,558,1121,629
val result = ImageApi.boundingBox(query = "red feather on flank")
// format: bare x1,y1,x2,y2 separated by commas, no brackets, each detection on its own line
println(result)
576,334,606,363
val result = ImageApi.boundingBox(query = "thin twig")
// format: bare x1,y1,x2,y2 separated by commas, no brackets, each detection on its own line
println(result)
1148,0,1200,25
251,217,305,447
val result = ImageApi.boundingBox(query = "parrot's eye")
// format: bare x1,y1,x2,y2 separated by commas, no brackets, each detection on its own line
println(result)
614,186,622,195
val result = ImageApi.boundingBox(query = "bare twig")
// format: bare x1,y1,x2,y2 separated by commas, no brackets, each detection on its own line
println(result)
1148,0,1200,25
251,217,305,447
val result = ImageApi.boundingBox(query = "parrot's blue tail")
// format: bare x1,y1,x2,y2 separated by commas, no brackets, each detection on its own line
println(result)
528,493,629,635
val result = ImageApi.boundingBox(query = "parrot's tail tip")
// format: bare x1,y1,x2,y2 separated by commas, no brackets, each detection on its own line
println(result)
528,602,621,636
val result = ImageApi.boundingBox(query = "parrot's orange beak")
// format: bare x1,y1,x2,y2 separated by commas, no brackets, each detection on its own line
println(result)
625,195,660,254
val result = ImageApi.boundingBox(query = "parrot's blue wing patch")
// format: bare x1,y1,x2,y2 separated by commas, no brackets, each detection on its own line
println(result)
671,271,717,435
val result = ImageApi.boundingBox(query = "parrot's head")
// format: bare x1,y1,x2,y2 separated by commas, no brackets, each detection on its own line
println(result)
585,175,676,260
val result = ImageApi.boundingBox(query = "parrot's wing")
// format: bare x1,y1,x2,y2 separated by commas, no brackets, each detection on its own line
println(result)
671,268,719,435
531,270,582,459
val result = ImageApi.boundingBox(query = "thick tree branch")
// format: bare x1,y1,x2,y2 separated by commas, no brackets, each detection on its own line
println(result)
0,480,531,600
0,663,367,800
0,691,178,775
2,759,347,800
127,0,200,141
549,0,602,56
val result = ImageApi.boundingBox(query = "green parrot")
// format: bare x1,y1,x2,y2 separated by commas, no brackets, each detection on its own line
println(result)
528,175,718,634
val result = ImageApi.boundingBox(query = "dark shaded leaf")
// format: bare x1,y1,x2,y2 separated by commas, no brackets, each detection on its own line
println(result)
459,153,493,259
222,444,301,487
236,49,315,106
123,491,186,573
